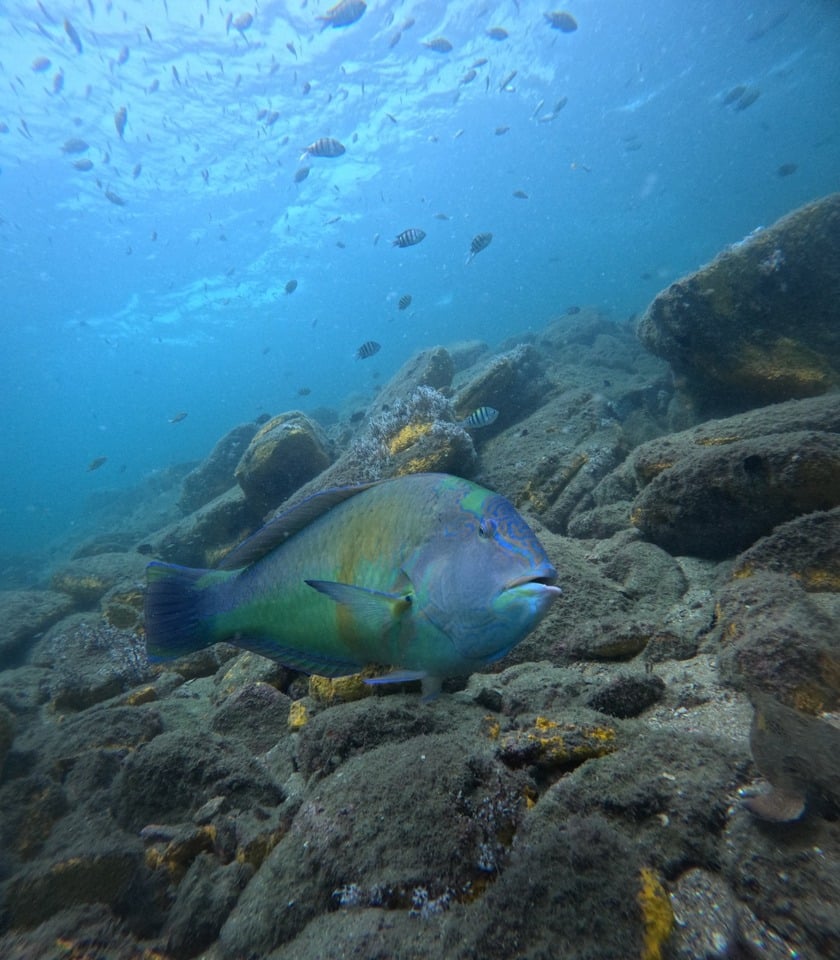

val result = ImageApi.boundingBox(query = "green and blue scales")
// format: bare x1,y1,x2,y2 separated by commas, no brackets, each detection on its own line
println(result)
145,473,561,697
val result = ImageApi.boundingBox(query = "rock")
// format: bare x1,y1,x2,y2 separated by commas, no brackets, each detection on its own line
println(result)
50,552,148,608
566,500,634,539
637,192,840,415
164,854,253,959
714,572,839,712
211,683,291,755
0,590,75,666
179,422,259,513
367,346,454,418
452,343,547,429
731,506,840,591
631,430,840,559
137,486,260,568
742,691,840,821
585,672,666,718
42,621,150,712
0,703,15,775
3,836,143,929
234,411,332,515
112,730,285,832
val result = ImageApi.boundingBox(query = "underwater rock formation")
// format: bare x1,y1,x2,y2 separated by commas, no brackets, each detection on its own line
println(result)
179,421,259,513
234,411,332,515
637,192,840,416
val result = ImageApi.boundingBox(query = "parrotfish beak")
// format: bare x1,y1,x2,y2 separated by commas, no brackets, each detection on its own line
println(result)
504,565,562,597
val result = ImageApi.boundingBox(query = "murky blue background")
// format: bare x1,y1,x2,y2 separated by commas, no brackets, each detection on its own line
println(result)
1,0,838,559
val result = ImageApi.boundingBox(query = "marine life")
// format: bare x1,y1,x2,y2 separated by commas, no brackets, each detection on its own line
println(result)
168,411,188,423
777,162,798,177
465,232,493,264
284,279,298,294
86,456,107,472
114,106,127,139
722,84,747,106
64,18,83,54
105,189,126,206
72,158,93,171
61,138,89,154
486,27,509,41
356,340,381,359
144,473,561,698
459,406,499,429
398,294,412,310
460,69,477,85
734,87,761,111
31,56,51,72
513,189,529,199
423,37,453,53
297,387,312,396
293,166,311,183
499,70,518,91
566,305,581,315
232,12,254,33
392,228,426,248
544,11,578,32
317,0,366,30
302,137,346,159
52,71,64,94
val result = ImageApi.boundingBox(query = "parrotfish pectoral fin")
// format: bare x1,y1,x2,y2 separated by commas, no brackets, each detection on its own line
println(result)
305,579,413,633
363,671,441,701
144,561,232,661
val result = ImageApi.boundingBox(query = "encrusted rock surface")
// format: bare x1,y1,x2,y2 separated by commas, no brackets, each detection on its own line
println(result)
638,192,840,415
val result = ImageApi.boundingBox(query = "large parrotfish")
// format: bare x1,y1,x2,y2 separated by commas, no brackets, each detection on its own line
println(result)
144,473,561,697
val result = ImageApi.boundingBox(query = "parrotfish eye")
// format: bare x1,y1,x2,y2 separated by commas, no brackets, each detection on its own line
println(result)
478,518,497,539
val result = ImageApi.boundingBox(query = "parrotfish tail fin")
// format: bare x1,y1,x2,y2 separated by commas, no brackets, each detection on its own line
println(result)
144,561,228,662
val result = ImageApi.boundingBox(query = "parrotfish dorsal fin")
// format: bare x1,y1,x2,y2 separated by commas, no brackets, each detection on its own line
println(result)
217,481,380,570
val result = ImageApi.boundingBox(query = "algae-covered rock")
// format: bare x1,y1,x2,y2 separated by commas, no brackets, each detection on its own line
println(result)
368,345,455,417
235,411,331,514
0,590,76,666
179,421,259,513
637,193,840,415
137,485,260,568
731,506,840,591
50,552,148,608
453,343,547,427
631,430,840,559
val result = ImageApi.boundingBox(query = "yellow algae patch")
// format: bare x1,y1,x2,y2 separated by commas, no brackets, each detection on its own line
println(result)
693,434,741,446
732,338,836,397
638,867,674,960
288,699,308,730
308,673,371,704
386,420,434,456
498,717,617,772
144,825,216,883
481,715,501,740
123,685,158,707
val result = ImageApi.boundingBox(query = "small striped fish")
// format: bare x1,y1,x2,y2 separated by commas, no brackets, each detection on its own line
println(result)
398,294,412,310
302,137,346,159
392,228,426,248
459,406,499,429
465,232,493,264
356,340,381,360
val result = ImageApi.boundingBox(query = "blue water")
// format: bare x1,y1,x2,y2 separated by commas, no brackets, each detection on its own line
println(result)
1,0,838,562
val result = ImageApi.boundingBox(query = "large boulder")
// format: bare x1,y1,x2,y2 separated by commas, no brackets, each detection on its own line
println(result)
179,422,259,513
637,193,840,416
234,412,332,515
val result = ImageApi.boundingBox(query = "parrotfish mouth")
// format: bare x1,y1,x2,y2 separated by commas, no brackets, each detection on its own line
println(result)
503,568,562,597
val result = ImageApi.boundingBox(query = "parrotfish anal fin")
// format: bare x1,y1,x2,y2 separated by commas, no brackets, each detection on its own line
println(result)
364,671,442,701
217,481,380,570
305,580,414,633
233,634,363,678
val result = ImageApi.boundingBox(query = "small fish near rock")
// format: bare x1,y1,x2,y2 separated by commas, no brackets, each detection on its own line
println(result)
392,228,426,248
301,137,346,160
355,339,381,360
144,473,561,699
465,232,493,264
317,0,366,30
459,406,499,429
544,10,578,32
